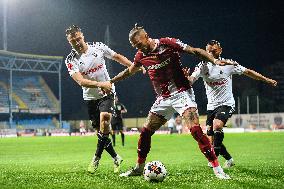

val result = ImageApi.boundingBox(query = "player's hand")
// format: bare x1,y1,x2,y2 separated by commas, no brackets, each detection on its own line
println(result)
215,59,238,66
139,66,147,74
182,67,190,78
266,79,277,87
98,81,112,93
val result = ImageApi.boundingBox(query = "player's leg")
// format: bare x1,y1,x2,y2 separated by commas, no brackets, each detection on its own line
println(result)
205,110,215,168
98,96,123,173
110,122,116,147
212,106,234,161
213,106,235,168
183,108,217,164
119,129,125,146
120,96,171,177
87,100,101,173
120,112,167,177
117,120,125,146
174,90,230,179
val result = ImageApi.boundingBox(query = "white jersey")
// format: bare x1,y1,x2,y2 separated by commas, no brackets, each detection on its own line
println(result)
65,42,116,100
191,58,246,110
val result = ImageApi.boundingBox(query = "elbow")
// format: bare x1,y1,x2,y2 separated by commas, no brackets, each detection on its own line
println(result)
77,80,87,87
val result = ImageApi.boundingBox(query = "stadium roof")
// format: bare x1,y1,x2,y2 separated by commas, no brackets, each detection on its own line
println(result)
0,50,63,60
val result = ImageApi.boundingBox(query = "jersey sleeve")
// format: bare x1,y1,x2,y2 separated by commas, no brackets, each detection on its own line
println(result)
133,51,143,67
65,55,79,76
231,61,247,75
121,103,126,111
191,62,204,79
98,42,116,59
160,37,188,52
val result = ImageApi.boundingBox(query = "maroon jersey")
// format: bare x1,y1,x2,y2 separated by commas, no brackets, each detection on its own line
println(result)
134,37,191,98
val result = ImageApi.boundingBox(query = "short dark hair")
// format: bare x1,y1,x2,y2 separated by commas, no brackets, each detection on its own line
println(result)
207,40,221,47
65,25,81,36
129,23,146,42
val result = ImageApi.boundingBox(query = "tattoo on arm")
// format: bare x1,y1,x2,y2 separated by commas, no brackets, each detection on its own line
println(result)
110,68,133,84
192,48,215,63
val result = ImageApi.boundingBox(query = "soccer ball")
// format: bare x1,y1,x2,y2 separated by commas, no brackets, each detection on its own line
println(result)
143,161,167,182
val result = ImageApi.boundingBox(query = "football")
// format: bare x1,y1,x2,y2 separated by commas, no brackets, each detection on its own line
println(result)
143,161,167,182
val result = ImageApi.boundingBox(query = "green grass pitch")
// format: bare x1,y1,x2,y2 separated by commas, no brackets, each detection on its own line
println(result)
1,133,284,189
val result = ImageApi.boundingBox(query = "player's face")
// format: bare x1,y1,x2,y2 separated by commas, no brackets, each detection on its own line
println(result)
206,44,222,58
131,33,151,53
67,32,86,53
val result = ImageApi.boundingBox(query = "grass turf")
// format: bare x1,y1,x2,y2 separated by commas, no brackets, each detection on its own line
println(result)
0,132,284,189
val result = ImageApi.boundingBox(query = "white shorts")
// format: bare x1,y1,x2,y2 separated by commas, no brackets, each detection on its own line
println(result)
150,89,197,120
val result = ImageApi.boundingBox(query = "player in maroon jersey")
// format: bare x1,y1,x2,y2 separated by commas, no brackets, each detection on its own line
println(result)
103,24,234,179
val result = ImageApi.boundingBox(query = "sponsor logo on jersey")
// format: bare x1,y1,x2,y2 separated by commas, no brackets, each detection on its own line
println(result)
148,58,171,70
82,64,103,75
206,79,227,86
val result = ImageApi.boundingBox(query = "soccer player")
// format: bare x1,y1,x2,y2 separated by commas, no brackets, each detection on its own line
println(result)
65,25,134,173
104,24,234,179
111,96,127,146
186,40,277,168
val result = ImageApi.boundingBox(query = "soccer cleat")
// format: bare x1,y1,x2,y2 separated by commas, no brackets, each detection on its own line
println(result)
113,155,123,173
88,159,99,174
224,158,235,168
208,162,213,168
213,166,231,179
119,164,144,177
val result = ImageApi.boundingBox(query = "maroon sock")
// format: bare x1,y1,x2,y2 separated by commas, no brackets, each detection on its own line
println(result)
137,127,155,164
190,125,218,165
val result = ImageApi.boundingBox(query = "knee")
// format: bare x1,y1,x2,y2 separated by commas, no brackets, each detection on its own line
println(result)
183,109,199,124
141,126,155,136
213,119,224,131
101,113,111,122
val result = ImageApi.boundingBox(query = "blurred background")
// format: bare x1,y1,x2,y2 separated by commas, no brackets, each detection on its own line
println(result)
0,0,283,134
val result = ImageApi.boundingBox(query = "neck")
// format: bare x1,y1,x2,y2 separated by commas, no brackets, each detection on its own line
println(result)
149,39,156,51
213,54,220,59
81,43,88,53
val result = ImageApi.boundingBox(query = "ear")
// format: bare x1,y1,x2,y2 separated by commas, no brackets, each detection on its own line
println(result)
145,33,149,39
205,45,210,52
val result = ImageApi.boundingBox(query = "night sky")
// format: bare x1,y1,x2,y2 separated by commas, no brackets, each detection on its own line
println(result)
0,0,283,119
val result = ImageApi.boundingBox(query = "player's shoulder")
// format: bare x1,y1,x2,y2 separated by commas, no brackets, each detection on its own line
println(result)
221,57,240,66
196,61,207,69
65,49,77,63
86,41,107,49
159,37,177,44
134,50,144,59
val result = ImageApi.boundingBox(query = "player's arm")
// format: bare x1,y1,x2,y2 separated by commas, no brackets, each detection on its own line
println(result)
112,53,133,67
112,53,146,74
243,68,277,86
110,64,141,84
121,104,127,113
184,46,235,66
102,64,141,92
182,67,197,85
71,72,108,89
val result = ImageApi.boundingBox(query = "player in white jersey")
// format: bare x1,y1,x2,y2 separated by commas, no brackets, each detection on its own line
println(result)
65,25,135,174
186,40,277,168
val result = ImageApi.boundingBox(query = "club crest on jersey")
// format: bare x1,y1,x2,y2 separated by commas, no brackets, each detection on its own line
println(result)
148,58,171,70
158,45,167,54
